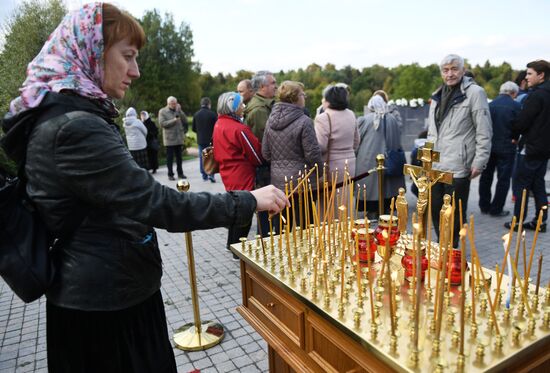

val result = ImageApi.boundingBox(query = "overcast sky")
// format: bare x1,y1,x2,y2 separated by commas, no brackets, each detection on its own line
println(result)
2,0,549,74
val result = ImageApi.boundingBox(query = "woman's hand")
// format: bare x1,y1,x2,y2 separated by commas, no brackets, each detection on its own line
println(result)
250,185,289,215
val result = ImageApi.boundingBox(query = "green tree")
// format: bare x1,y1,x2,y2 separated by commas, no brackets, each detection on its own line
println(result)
129,10,200,115
0,0,66,114
392,63,433,99
0,0,66,174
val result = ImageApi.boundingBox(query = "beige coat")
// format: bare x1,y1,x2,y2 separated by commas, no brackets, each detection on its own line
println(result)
314,108,359,182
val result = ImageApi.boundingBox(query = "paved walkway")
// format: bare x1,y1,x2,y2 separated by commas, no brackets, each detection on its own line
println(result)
1,155,549,372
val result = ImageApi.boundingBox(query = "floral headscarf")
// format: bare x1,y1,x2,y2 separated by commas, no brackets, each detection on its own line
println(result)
9,2,112,116
367,95,388,131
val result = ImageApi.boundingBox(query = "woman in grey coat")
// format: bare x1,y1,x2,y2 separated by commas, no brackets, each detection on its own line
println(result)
355,95,405,218
262,81,322,231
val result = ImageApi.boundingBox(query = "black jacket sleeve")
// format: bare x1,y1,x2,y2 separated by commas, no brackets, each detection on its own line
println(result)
53,116,256,232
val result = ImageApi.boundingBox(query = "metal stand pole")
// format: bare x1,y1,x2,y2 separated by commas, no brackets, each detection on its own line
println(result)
173,180,224,351
376,154,385,217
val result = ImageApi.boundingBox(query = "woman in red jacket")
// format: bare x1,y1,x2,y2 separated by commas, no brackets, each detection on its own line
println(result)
213,92,263,256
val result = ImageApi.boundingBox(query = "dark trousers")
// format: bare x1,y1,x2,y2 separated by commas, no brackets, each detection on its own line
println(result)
478,152,515,214
227,221,252,250
165,145,183,178
147,147,159,172
198,144,208,179
512,154,548,222
431,177,471,248
256,165,271,237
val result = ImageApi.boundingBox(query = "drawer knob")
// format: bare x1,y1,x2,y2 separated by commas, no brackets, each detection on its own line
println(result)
265,302,275,308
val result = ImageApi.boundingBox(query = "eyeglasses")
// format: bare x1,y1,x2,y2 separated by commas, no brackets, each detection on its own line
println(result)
299,93,307,98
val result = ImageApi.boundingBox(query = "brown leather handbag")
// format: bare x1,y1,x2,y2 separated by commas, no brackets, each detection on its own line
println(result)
202,145,219,174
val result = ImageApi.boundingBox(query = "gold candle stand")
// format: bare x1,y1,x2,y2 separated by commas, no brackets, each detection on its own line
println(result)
173,180,224,351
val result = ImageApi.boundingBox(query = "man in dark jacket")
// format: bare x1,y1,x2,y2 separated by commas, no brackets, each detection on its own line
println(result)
192,97,218,182
478,81,521,217
506,59,550,232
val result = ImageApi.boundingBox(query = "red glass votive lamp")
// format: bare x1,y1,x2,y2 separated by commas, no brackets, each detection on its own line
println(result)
401,247,429,282
355,228,376,263
374,215,399,259
446,249,467,285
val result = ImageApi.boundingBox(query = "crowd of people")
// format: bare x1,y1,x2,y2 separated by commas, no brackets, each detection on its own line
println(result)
207,56,550,253
1,1,549,372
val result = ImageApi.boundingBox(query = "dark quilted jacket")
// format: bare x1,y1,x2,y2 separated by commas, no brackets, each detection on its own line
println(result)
262,102,322,190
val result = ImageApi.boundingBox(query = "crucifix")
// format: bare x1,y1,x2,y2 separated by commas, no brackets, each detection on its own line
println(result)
403,142,453,238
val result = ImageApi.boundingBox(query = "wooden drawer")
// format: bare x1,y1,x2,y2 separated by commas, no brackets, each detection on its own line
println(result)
244,266,305,349
306,312,390,373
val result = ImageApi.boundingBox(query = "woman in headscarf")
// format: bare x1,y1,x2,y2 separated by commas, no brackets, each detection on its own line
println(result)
213,92,263,256
141,110,160,173
355,94,405,219
123,107,148,169
1,4,287,372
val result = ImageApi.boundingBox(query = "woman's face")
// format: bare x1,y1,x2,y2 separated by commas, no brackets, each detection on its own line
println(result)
103,38,140,99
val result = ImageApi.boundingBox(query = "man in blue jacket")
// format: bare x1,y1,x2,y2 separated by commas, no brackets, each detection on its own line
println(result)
479,81,521,217
506,60,550,232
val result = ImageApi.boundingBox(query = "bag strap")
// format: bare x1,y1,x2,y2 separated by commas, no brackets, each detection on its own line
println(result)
326,112,333,166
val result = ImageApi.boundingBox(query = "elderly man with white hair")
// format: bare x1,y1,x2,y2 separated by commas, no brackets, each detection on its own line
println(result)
427,54,492,248
478,81,521,217
159,96,187,180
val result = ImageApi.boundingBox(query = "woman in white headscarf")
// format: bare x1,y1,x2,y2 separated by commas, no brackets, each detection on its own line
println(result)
123,107,148,169
355,94,405,219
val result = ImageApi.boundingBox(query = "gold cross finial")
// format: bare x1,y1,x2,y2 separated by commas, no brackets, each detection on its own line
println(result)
417,142,440,172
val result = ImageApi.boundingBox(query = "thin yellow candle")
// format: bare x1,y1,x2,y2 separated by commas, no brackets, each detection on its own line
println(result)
413,220,422,350
363,185,367,220
435,245,449,340
289,178,297,250
278,210,283,255
298,172,303,236
308,183,320,245
366,229,375,321
446,193,456,296
284,179,293,272
470,241,476,324
355,184,361,219
494,217,516,307
535,254,543,296
315,163,320,220
466,223,500,335
289,166,316,196
526,208,544,290
487,223,533,318
459,226,467,355
339,206,347,305
304,177,310,245
513,189,528,287
268,215,274,255
323,163,327,221
427,182,433,286
355,234,362,300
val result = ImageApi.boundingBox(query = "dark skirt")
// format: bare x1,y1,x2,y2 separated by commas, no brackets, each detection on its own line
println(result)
130,148,149,169
147,147,159,171
47,291,177,373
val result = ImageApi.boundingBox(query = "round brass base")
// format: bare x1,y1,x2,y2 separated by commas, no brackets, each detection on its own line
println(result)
173,321,224,351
